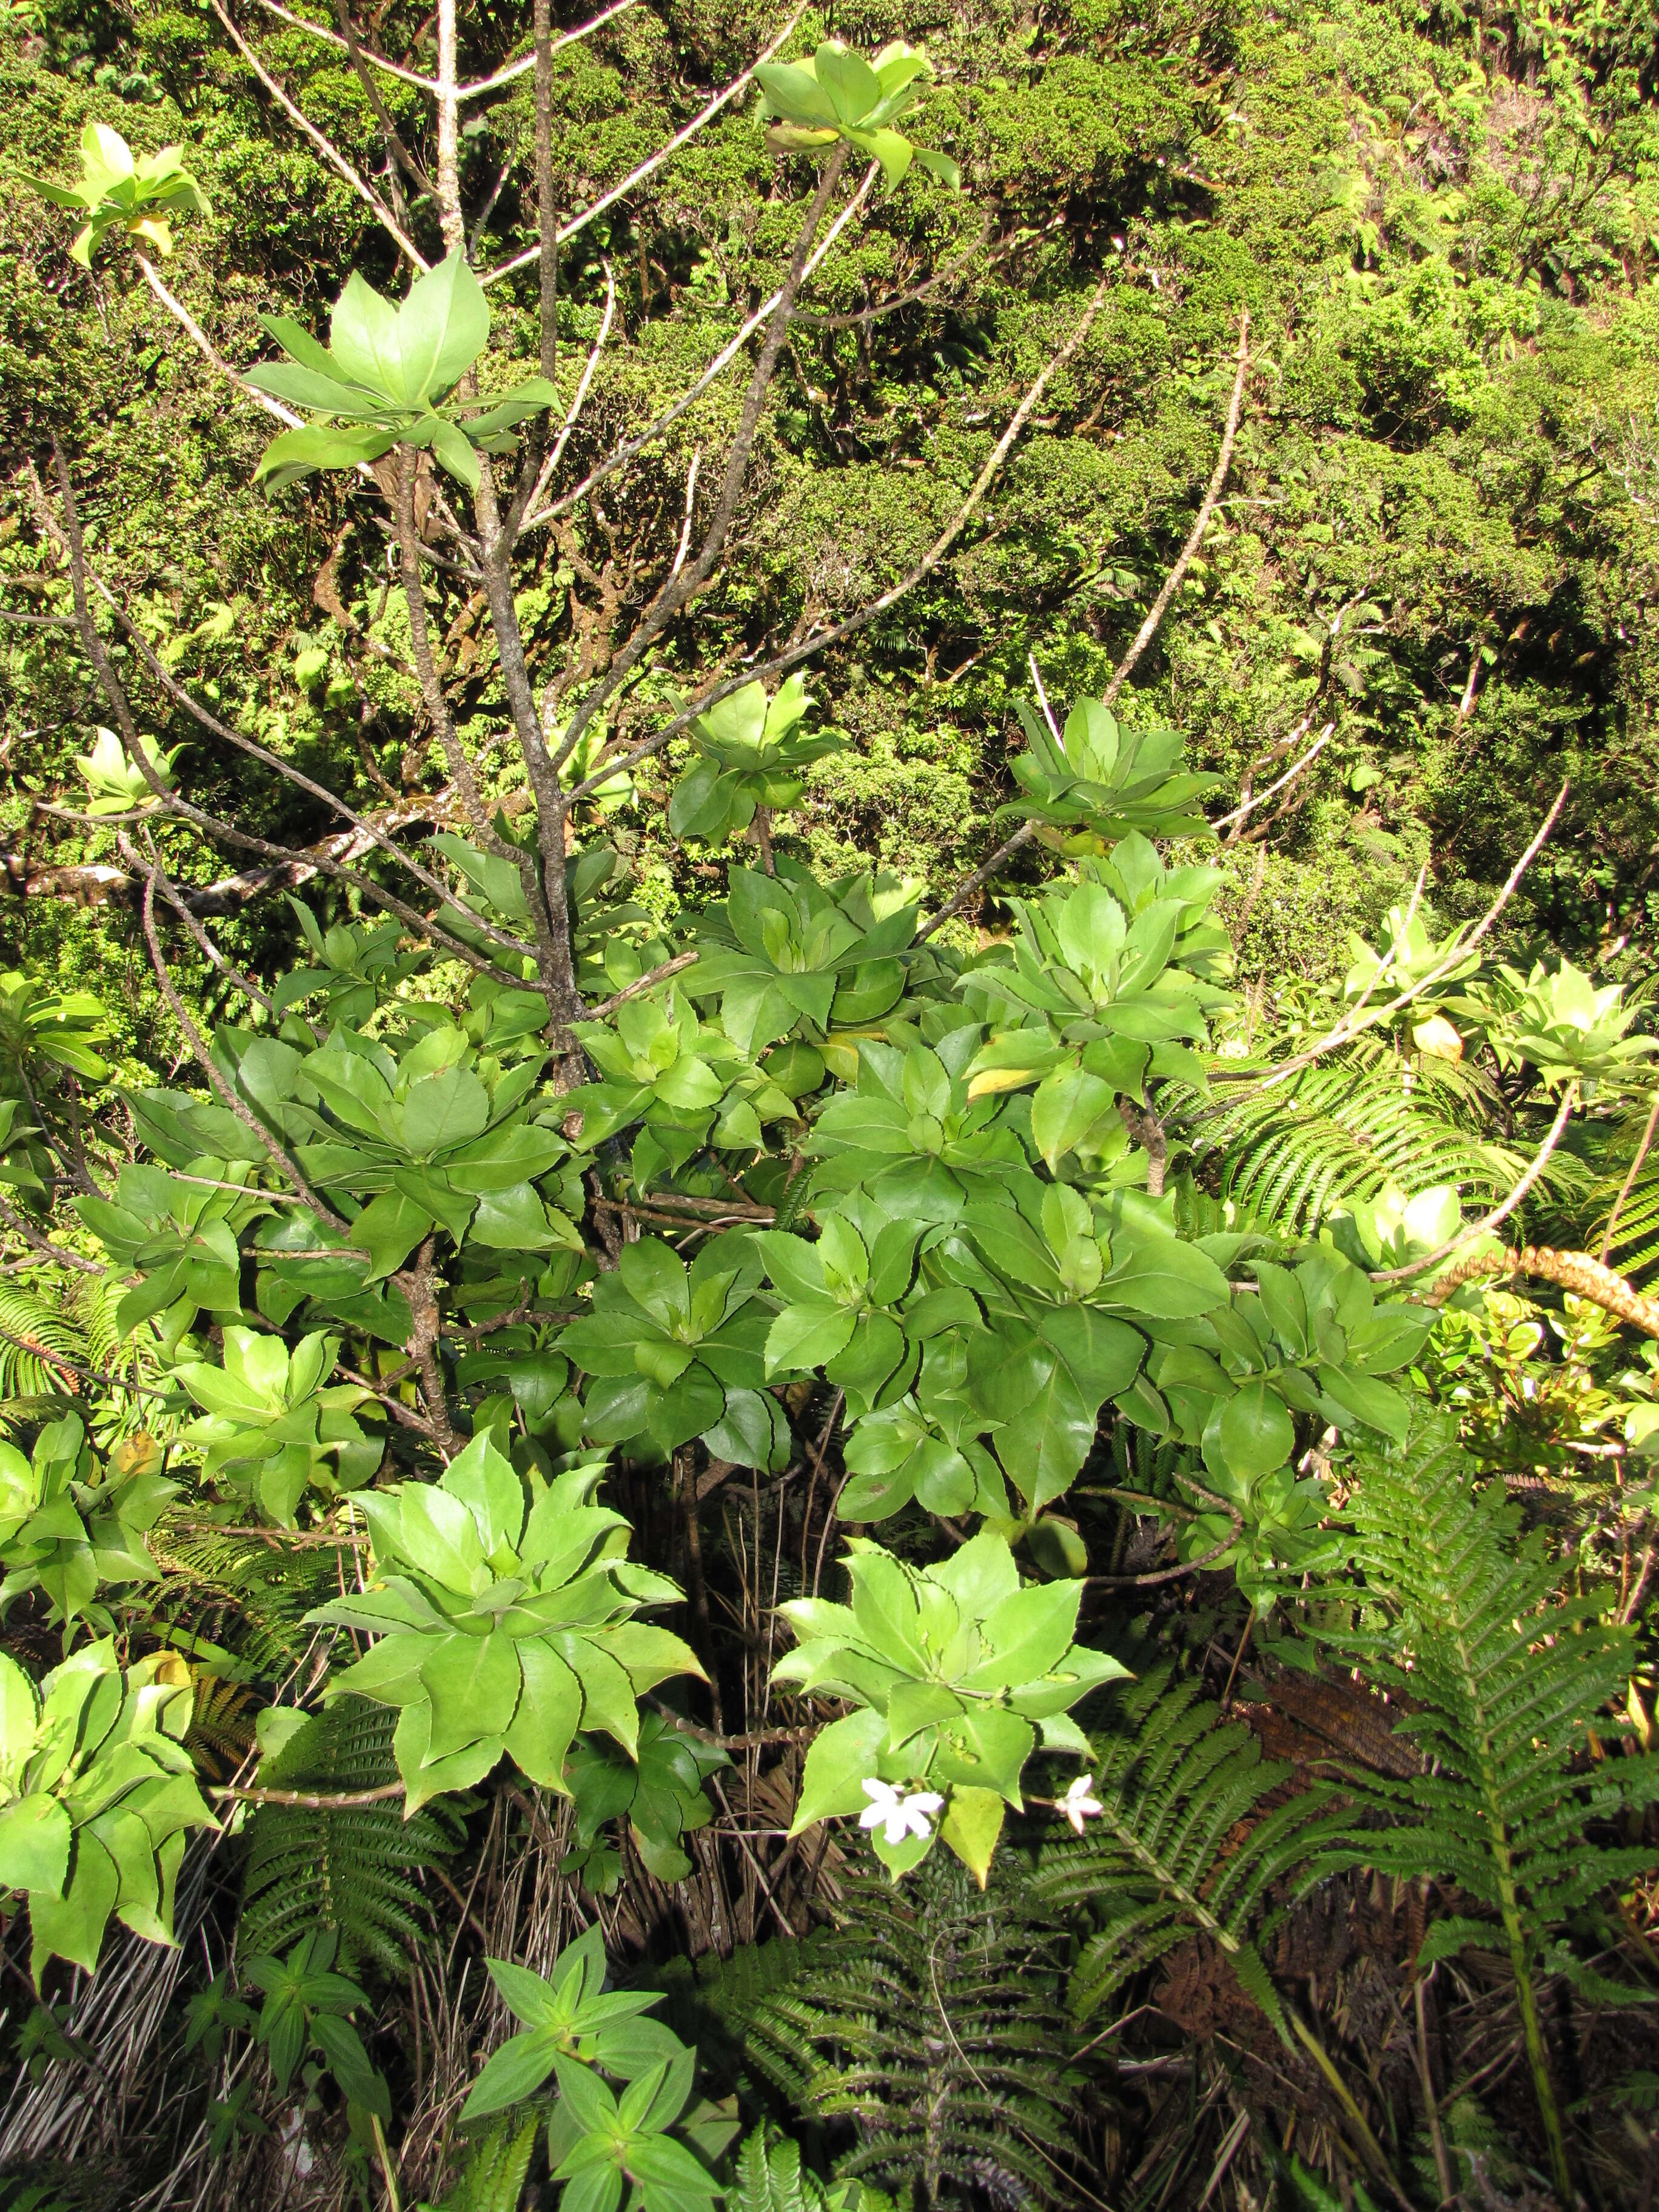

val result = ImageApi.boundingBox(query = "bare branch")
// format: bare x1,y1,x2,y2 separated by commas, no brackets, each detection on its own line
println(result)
517,262,616,529
1427,1242,1659,1336
0,1191,106,1276
552,146,853,786
146,858,278,1014
138,855,350,1232
433,0,464,256
1204,782,1570,1102
1104,310,1250,706
134,255,302,429
209,0,430,269
1214,722,1333,840
586,950,699,1018
90,569,531,954
247,0,435,87
566,269,1116,814
480,8,806,286
333,0,434,199
1372,1082,1578,1285
520,170,877,533
457,0,639,99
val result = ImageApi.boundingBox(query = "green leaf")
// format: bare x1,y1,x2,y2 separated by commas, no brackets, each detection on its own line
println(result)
789,1707,887,1833
939,1785,1004,1888
502,1640,583,1791
255,423,398,490
30,1830,118,1979
402,1065,491,1157
395,1484,488,1594
765,1302,857,1376
420,1631,521,1760
1215,1382,1296,1480
392,251,492,404
0,1795,71,1895
460,2025,563,2120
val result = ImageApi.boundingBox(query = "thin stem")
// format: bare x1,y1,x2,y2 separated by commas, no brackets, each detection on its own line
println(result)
1371,1082,1576,1285
1103,312,1250,705
1602,1082,1659,1263
480,8,806,283
209,0,428,267
139,860,348,1232
565,269,1114,811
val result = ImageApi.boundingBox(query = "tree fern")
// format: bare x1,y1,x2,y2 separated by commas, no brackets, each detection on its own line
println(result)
1031,1660,1339,2031
1304,1417,1659,2199
237,1697,465,1978
1174,1045,1527,1236
739,1855,1090,2208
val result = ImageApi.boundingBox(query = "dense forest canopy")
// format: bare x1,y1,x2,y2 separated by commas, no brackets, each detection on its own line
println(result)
4,0,1659,2207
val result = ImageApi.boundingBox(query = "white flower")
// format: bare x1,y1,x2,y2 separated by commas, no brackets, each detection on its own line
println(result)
858,1778,944,1846
1060,1772,1104,1834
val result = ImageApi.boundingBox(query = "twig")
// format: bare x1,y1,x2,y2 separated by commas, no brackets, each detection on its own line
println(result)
139,859,348,1231
456,0,639,100
209,0,429,267
1215,723,1334,839
247,0,435,87
1602,1084,1659,1264
1103,310,1249,705
212,1779,404,1808
521,166,880,532
567,270,1114,810
134,255,301,430
1371,1083,1577,1285
1204,783,1570,1105
481,8,806,283
585,951,699,1018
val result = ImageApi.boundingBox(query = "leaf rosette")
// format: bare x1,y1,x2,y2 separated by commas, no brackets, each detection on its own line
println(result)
307,1434,703,1812
774,1530,1125,1880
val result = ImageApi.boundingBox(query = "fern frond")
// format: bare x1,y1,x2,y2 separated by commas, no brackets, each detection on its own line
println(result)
186,1674,258,1781
1173,1046,1530,1235
1308,1419,1659,1943
729,2124,888,2212
740,1855,1089,2207
144,1526,341,1677
1586,1091,1659,1285
237,1697,464,1977
1032,1660,1338,2029
428,2116,538,2212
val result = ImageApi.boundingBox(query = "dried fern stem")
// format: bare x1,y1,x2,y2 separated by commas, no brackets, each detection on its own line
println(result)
1425,1244,1659,1336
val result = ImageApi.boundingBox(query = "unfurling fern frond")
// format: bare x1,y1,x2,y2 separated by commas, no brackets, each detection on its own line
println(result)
237,1697,464,1978
1031,1660,1338,2031
1174,1045,1527,1235
740,1855,1089,2208
426,2116,538,2212
1304,1417,1659,2200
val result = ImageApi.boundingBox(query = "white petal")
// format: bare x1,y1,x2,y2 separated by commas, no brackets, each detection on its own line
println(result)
882,1811,911,1845
859,1804,887,1831
862,1778,898,1807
